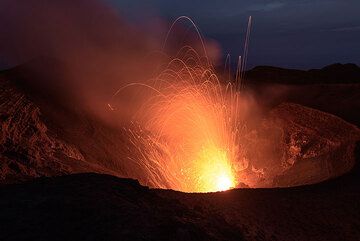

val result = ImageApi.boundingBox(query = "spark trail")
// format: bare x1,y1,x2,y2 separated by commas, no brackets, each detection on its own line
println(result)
109,16,252,192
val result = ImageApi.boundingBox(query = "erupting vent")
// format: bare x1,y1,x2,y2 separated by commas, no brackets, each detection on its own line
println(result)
109,16,252,192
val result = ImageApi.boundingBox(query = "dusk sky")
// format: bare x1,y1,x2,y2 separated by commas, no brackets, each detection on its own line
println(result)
110,0,360,69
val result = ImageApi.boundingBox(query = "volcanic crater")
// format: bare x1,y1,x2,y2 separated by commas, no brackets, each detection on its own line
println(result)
1,60,360,240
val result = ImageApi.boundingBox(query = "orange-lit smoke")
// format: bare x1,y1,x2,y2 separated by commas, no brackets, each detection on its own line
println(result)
0,0,252,192
111,17,252,192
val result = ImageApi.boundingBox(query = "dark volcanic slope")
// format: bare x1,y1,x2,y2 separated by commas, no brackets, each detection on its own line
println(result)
245,64,360,127
0,157,359,241
246,63,360,85
0,77,121,183
0,64,143,183
0,174,243,241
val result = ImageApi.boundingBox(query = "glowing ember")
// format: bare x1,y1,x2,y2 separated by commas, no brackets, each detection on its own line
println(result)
194,146,235,192
110,16,252,192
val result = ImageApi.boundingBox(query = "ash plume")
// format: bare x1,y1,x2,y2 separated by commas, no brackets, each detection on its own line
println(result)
0,0,222,125
0,0,161,123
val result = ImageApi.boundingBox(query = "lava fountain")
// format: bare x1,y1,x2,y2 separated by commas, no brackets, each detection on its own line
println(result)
110,16,252,192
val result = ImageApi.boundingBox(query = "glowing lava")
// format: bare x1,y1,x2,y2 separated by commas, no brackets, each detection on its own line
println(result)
111,16,252,193
131,80,242,192
194,146,235,192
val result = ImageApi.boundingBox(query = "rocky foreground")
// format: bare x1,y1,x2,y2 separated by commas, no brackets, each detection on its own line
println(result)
0,165,359,241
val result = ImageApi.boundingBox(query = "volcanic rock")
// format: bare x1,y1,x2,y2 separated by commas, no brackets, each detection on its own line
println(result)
0,64,359,189
246,63,360,85
241,103,360,187
0,72,121,183
0,168,359,241
1,62,360,240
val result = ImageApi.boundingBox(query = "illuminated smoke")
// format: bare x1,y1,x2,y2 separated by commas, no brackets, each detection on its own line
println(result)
110,17,253,192
0,0,253,192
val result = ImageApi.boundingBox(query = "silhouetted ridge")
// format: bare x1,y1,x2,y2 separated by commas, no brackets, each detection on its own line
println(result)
246,63,360,84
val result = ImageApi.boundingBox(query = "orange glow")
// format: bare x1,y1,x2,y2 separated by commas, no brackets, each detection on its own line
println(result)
193,146,235,192
111,16,252,192
116,66,243,192
131,80,242,192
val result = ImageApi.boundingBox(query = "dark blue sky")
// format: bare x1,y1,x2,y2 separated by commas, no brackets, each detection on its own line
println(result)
110,0,360,69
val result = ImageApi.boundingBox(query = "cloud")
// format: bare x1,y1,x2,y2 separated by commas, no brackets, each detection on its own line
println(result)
327,26,360,32
246,2,285,12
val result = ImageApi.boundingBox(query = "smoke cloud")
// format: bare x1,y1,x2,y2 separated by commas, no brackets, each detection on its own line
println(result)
0,0,223,125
